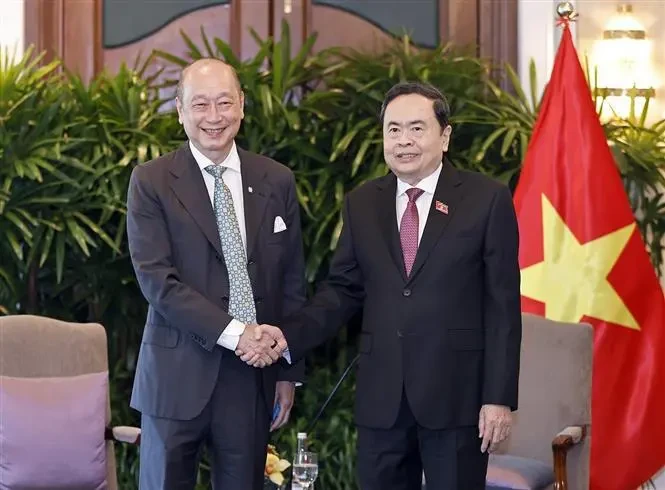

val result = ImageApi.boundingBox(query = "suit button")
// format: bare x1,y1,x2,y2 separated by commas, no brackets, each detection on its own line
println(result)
248,259,255,266
255,297,263,304
403,289,411,297
215,253,222,262
397,330,403,338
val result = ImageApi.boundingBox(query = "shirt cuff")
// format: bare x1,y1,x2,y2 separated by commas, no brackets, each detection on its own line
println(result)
216,319,246,350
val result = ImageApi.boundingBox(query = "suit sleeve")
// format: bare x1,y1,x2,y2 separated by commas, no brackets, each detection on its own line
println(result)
126,165,231,351
276,172,308,382
482,184,522,410
280,195,365,363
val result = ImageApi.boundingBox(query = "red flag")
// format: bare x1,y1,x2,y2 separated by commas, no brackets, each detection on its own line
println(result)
513,22,665,489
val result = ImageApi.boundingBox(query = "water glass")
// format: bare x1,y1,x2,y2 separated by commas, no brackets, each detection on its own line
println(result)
292,451,318,489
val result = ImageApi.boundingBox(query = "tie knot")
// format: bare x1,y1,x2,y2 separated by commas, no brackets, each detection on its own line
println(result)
406,187,424,202
204,164,226,179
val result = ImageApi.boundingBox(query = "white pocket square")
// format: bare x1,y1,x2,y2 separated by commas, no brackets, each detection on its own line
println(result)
273,216,287,233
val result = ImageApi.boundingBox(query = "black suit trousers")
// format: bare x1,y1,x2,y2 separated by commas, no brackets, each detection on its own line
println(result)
357,390,489,490
139,351,270,490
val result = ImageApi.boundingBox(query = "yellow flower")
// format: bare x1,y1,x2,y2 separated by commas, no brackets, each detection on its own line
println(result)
265,445,291,487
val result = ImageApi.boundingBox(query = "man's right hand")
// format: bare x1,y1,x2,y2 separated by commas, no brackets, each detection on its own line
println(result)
236,324,287,368
236,324,287,367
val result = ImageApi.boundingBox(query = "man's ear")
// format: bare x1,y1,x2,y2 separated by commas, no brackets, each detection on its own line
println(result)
441,125,452,152
175,98,184,125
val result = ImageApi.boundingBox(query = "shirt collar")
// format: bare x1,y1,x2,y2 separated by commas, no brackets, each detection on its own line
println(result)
396,162,443,197
189,140,241,174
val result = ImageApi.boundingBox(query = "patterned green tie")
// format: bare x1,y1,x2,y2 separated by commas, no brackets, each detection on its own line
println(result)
204,165,257,324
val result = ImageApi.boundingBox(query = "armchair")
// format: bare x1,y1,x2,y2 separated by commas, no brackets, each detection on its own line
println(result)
0,314,140,490
486,313,592,490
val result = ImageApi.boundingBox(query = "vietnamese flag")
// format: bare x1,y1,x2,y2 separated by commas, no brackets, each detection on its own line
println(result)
513,21,665,490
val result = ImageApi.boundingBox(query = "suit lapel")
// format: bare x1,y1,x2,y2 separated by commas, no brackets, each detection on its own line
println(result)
168,144,223,257
239,149,269,260
407,161,464,283
375,173,408,282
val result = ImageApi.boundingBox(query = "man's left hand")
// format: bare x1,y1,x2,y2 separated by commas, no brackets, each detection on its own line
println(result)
271,381,295,431
478,404,512,453
235,324,287,367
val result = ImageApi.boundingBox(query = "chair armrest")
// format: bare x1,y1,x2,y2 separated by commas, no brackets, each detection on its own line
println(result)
551,425,587,489
105,426,141,445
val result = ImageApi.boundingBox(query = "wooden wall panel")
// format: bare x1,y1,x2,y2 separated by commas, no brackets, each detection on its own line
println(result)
296,0,517,75
23,0,267,81
303,0,439,53
443,0,478,49
308,4,395,53
241,0,270,60
24,0,102,83
23,0,518,84
102,0,273,72
274,0,310,57
68,0,103,81
478,0,518,83
103,4,233,75
24,0,62,63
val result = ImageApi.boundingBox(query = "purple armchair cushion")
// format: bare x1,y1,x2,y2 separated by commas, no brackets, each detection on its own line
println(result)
0,371,108,490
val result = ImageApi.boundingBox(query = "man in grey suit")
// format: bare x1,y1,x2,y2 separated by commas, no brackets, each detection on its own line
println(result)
126,58,305,490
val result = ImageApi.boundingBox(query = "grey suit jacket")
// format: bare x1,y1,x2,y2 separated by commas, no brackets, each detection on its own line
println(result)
126,142,307,421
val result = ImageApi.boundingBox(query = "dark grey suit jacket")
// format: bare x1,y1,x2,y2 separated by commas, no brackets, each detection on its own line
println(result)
126,142,307,421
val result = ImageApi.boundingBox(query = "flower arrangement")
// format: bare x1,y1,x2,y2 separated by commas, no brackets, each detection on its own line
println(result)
264,444,291,489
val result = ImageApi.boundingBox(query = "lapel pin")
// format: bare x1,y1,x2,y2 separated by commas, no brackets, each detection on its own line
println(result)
435,200,448,215
248,186,253,193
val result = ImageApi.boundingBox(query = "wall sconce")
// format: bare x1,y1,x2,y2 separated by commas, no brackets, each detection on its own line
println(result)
592,4,657,120
284,0,292,14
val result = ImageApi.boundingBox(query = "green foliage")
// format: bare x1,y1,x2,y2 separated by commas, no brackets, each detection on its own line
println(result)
1,46,180,489
1,46,64,310
269,353,359,490
454,60,539,186
2,21,664,490
605,114,665,272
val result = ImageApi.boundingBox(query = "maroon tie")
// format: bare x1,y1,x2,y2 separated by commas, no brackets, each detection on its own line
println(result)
400,188,424,277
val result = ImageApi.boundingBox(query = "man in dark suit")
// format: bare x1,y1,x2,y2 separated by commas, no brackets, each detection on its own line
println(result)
240,82,522,490
126,58,305,490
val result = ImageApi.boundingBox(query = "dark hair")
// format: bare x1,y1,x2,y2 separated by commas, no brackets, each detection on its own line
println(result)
379,82,451,131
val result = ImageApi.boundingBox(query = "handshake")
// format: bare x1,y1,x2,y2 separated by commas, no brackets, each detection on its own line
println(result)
234,324,288,368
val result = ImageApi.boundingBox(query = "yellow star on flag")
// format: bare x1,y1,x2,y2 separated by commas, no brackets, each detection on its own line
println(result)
520,194,639,330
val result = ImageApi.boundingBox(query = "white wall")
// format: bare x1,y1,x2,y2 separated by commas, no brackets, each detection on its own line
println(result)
517,0,577,106
0,0,24,61
517,1,665,488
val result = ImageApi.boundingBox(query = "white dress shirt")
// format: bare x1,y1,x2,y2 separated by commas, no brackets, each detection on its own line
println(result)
395,162,443,240
189,140,247,350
